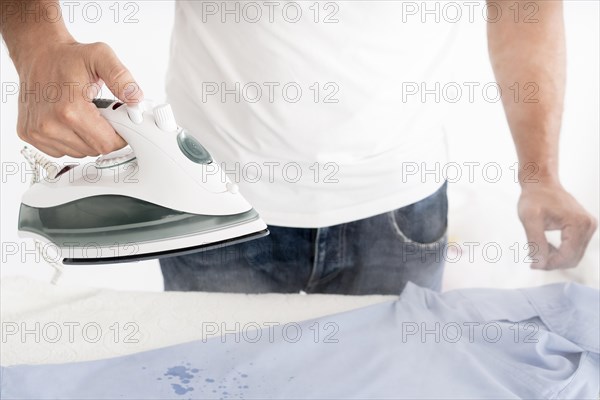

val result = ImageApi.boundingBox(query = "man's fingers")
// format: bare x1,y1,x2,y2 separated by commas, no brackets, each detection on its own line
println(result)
15,41,139,159
28,122,93,158
546,223,595,270
521,217,551,269
31,143,65,159
71,102,127,154
49,121,99,156
62,133,99,157
518,185,597,270
88,42,144,104
31,138,86,159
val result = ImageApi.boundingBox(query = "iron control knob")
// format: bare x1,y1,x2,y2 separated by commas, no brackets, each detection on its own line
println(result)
154,104,178,132
126,104,144,124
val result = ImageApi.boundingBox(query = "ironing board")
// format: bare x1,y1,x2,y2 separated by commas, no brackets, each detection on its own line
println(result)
0,275,393,366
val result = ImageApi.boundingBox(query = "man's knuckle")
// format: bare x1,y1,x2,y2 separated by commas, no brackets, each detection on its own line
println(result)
46,149,63,158
68,151,85,159
586,216,598,234
27,130,38,139
89,41,111,54
519,207,541,222
58,107,77,124
575,214,594,231
16,125,28,141
108,140,122,152
108,65,129,85
38,119,55,133
97,141,114,154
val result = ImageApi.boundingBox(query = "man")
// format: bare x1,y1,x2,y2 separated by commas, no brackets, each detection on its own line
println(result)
1,1,596,294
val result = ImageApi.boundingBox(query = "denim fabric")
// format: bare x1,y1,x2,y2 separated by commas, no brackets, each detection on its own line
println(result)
160,183,448,294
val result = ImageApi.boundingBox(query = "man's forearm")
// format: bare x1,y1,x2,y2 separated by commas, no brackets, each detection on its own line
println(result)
487,0,565,186
1,0,74,64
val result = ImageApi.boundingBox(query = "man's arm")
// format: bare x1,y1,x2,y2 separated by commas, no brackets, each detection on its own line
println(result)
0,0,142,157
487,0,596,269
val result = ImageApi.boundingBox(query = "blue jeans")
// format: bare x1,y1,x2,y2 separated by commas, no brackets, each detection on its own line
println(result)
160,182,448,295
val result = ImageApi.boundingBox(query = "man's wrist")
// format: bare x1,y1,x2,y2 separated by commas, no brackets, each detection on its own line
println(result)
2,2,74,67
517,163,560,189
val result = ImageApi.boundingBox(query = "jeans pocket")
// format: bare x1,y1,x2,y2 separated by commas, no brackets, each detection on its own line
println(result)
388,182,448,248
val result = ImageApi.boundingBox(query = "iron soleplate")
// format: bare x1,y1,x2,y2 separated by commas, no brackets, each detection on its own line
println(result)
62,229,269,265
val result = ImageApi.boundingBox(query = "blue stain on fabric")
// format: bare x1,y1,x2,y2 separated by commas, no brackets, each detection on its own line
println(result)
164,366,195,380
161,365,198,396
171,384,194,395
205,378,215,383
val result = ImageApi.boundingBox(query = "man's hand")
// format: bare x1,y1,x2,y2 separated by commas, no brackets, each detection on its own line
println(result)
1,0,143,158
487,0,598,269
14,40,143,158
518,181,597,270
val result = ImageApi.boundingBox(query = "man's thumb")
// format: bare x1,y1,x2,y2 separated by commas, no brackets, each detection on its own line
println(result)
89,42,144,104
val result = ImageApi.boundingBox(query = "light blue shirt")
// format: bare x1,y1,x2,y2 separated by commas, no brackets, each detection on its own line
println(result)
2,282,598,399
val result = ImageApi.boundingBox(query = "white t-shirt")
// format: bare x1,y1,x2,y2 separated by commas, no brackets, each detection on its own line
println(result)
166,1,459,228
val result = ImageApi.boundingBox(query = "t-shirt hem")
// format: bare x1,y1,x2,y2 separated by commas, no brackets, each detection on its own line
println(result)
258,180,446,228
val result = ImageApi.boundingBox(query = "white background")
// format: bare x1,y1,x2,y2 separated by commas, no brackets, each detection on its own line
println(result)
1,1,598,291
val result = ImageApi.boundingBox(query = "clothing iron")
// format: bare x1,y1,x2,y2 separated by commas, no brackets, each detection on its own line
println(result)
18,98,269,265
